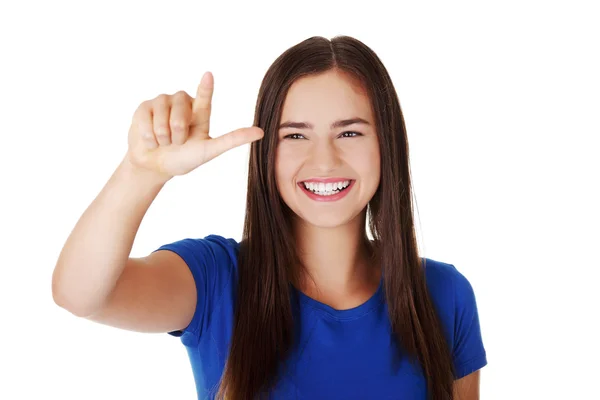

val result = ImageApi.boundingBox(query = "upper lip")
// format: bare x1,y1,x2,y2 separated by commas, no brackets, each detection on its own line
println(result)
299,177,353,183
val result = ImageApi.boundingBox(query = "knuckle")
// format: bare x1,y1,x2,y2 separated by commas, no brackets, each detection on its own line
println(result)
134,101,151,118
170,120,187,132
154,125,170,137
153,94,169,105
173,90,190,100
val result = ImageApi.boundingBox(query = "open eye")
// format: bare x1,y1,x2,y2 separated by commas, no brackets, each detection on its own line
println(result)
283,133,306,140
339,131,362,138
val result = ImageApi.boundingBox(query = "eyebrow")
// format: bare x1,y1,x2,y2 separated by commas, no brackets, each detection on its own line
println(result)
278,117,370,130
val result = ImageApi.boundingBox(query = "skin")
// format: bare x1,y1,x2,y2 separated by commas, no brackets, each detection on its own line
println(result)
275,69,381,308
454,371,480,399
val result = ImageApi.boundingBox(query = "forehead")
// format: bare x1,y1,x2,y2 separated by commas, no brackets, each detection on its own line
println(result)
280,70,373,124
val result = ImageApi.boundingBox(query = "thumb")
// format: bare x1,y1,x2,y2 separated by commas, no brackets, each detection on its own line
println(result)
202,126,264,163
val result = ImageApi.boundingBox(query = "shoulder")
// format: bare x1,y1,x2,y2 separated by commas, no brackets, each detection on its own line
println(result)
420,257,488,378
421,257,476,303
419,257,480,329
154,234,240,280
157,234,240,260
154,234,241,344
155,234,241,291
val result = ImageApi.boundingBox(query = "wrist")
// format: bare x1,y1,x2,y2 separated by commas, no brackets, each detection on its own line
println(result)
119,155,172,188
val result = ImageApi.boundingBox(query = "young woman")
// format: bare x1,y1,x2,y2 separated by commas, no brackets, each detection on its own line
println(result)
52,36,487,399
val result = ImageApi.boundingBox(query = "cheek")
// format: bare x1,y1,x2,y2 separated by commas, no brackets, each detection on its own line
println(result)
277,143,306,166
368,146,381,179
275,147,299,188
359,147,381,195
347,141,381,181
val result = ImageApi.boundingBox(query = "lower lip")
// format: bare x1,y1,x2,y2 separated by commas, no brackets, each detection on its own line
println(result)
298,180,355,202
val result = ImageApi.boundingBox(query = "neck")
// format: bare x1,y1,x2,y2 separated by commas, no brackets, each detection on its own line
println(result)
292,211,380,299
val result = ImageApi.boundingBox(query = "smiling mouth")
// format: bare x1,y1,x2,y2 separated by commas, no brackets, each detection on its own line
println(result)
298,179,354,201
301,180,351,196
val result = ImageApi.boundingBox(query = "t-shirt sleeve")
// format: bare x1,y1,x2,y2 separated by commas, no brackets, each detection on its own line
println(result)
450,265,488,379
152,234,239,347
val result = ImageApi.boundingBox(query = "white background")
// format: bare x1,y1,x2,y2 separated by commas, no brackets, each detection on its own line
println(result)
1,0,598,399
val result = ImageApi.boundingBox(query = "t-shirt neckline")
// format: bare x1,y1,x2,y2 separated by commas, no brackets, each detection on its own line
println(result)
290,277,385,321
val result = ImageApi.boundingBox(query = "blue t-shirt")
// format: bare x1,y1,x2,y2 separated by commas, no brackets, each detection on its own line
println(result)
155,235,487,399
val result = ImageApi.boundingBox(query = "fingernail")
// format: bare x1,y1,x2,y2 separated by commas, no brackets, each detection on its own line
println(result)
200,71,211,87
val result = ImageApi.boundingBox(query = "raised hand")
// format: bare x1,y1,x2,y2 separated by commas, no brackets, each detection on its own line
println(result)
126,72,264,180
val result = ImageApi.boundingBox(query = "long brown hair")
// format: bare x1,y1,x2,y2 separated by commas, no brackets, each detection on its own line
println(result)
217,35,455,400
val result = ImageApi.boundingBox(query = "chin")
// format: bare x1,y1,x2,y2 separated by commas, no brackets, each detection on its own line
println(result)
293,208,365,230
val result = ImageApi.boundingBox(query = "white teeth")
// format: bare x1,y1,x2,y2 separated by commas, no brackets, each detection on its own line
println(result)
302,180,351,196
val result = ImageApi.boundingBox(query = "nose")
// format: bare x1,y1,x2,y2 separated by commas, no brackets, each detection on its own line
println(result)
307,139,342,174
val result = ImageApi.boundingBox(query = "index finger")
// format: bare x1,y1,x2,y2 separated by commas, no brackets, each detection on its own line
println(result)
191,71,214,134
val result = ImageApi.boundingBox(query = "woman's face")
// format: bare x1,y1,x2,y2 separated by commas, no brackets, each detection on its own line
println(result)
275,69,381,229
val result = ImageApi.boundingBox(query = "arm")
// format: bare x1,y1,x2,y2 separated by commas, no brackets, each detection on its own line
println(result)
453,370,480,400
52,74,262,333
449,265,487,398
52,157,196,333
